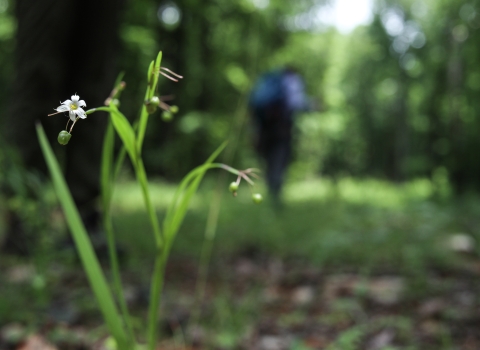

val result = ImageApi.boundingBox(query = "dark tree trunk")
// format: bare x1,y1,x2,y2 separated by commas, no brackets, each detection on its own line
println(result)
3,0,125,254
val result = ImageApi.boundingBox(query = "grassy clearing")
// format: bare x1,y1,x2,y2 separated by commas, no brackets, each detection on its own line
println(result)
112,176,471,273
2,176,480,348
104,176,480,348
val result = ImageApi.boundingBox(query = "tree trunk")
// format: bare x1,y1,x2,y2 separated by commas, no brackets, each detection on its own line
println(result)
3,0,125,254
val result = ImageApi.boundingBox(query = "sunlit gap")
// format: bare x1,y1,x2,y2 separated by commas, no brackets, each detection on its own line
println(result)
158,2,181,29
251,0,269,10
0,0,8,13
285,0,374,33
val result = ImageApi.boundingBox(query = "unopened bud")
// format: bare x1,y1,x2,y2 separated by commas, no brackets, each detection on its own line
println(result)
229,182,239,194
170,105,179,114
145,96,160,114
162,111,173,122
252,193,263,204
57,130,72,145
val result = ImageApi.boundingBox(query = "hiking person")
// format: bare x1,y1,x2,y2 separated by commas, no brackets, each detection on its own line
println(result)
249,67,309,204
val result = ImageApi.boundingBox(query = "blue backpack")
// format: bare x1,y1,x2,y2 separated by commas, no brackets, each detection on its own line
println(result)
249,70,285,111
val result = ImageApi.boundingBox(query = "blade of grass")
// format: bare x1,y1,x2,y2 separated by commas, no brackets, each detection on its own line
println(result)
138,51,163,152
94,106,162,246
97,106,163,247
101,120,136,344
147,142,227,350
163,142,227,236
136,60,154,153
189,96,250,336
36,123,130,350
96,106,137,164
101,122,115,211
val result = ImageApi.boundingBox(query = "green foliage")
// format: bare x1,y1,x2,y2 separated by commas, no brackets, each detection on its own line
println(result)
36,50,260,350
111,176,461,273
326,317,414,350
0,144,55,253
37,124,130,350
2,0,479,192
0,0,14,132
310,0,480,191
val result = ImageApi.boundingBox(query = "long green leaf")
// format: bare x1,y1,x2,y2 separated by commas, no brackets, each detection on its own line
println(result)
151,51,163,99
96,106,162,247
135,157,163,247
137,51,163,152
98,106,137,163
163,142,227,239
101,122,115,211
101,118,136,345
147,142,226,350
36,123,129,350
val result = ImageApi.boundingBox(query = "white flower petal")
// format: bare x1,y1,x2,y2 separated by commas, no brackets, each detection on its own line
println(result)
75,108,87,119
69,110,76,121
78,100,86,107
61,99,72,106
71,95,79,102
56,105,70,112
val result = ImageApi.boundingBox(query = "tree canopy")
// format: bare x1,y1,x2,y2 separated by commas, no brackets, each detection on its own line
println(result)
2,0,480,192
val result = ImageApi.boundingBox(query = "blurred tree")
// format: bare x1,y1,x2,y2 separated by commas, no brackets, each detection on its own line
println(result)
0,0,14,131
4,0,480,196
120,0,327,178
2,0,125,254
316,0,480,192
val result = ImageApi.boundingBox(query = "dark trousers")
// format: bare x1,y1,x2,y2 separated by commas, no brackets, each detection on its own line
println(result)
255,107,293,201
264,139,291,199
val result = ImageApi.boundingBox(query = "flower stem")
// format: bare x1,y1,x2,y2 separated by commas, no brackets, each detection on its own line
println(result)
147,248,168,350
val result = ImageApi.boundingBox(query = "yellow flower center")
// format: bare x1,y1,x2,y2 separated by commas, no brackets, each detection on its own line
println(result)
71,104,78,110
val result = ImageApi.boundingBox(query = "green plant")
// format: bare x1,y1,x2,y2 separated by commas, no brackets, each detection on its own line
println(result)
36,51,262,350
325,316,414,350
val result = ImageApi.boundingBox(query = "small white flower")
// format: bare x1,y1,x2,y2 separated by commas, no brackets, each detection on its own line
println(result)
54,94,87,121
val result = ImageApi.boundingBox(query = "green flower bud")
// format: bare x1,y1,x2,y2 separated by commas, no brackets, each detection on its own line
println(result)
57,130,72,145
150,96,160,105
145,96,160,114
170,105,179,114
229,182,239,193
252,193,263,204
162,111,173,122
111,98,120,107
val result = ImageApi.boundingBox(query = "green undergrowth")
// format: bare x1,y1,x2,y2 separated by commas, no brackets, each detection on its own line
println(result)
111,176,473,273
2,176,480,348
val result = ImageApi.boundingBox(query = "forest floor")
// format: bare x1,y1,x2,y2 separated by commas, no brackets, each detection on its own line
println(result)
1,177,480,349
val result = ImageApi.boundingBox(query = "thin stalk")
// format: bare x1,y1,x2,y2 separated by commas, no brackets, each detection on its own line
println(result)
138,52,162,152
36,124,130,350
133,158,163,247
188,15,258,329
148,159,229,350
147,221,180,350
187,195,220,330
94,106,163,247
101,122,136,345
147,248,168,350
104,214,136,344
188,96,250,336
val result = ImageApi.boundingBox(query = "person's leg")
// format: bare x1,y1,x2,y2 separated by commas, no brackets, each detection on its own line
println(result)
266,141,289,202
